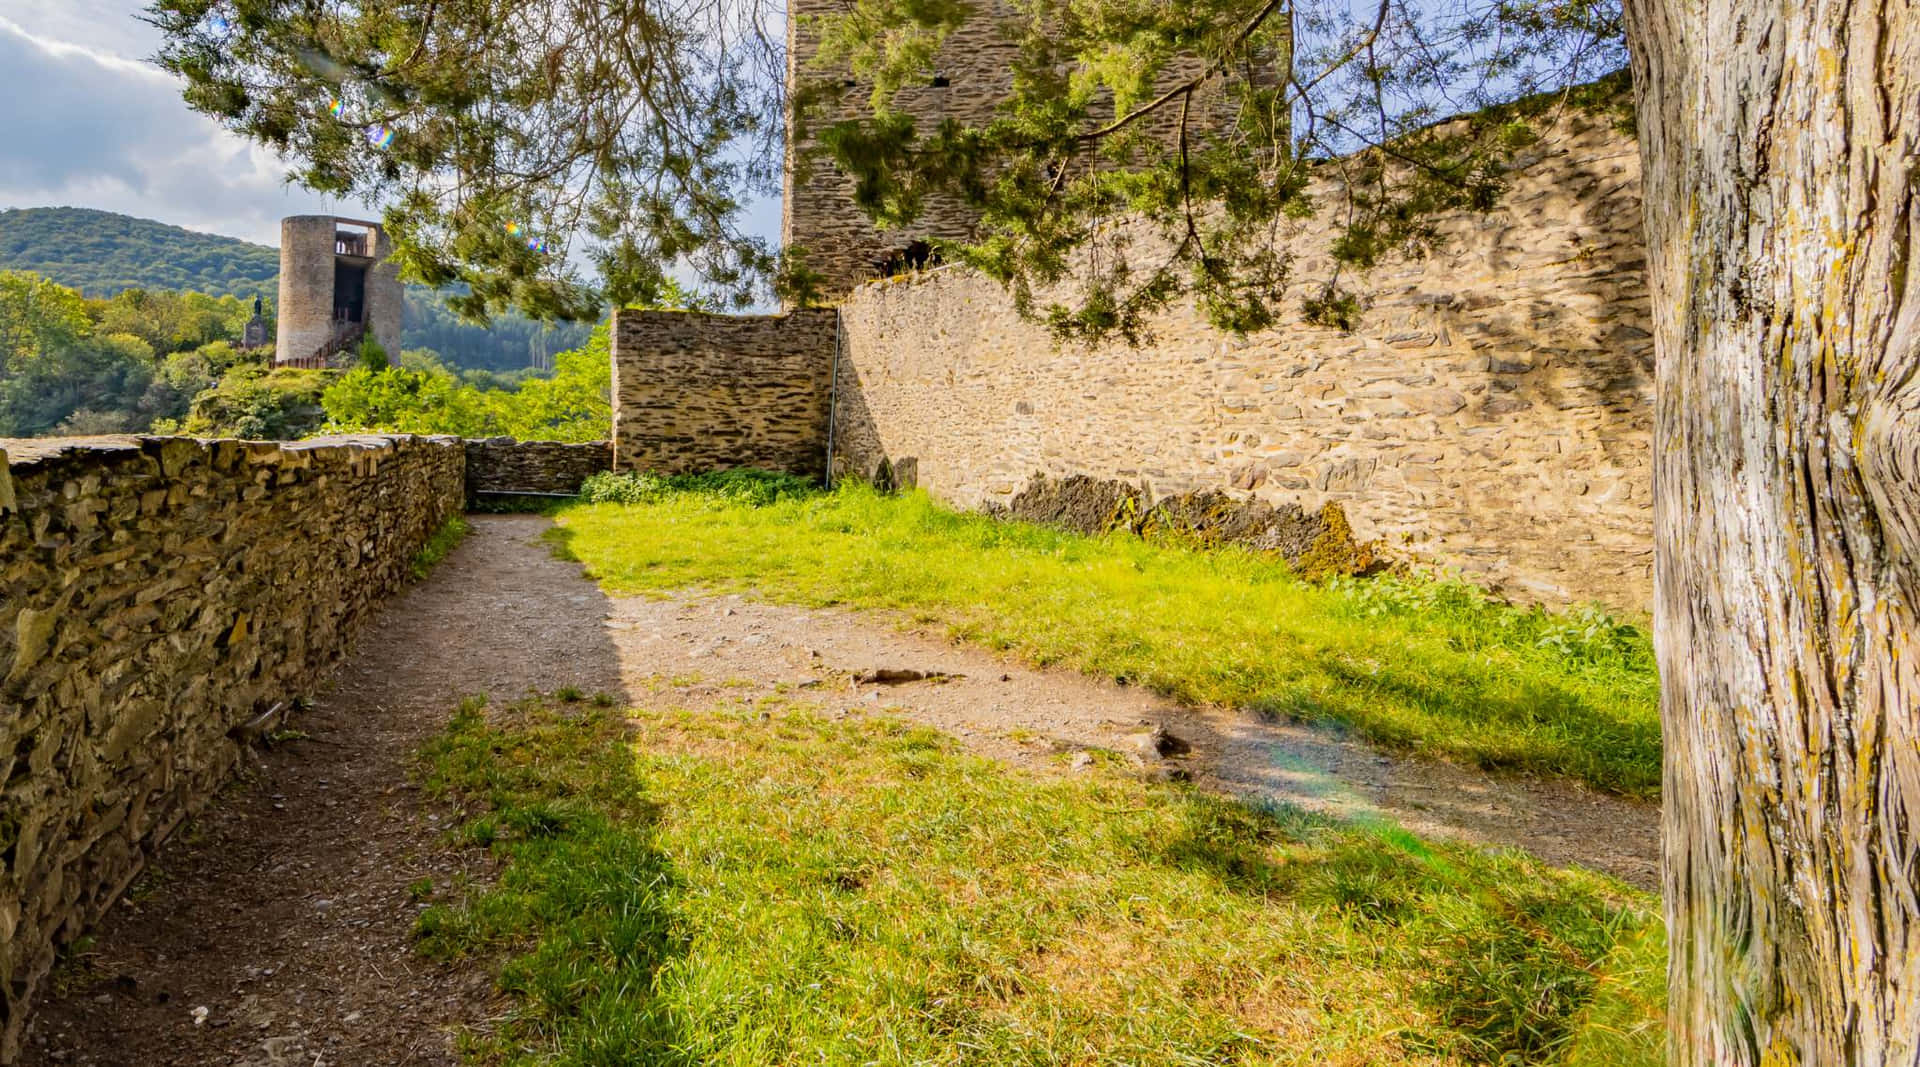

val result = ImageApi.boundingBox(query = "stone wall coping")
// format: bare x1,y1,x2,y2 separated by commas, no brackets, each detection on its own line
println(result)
465,437,612,448
1,432,460,462
1,435,463,472
613,307,836,325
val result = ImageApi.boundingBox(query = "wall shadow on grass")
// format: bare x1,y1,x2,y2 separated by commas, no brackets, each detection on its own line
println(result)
416,696,691,1063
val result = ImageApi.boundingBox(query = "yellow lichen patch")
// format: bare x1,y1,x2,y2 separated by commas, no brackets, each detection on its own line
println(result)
1296,503,1382,580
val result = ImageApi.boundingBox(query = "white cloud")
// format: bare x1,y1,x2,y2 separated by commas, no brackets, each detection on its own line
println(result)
0,0,780,259
0,3,369,246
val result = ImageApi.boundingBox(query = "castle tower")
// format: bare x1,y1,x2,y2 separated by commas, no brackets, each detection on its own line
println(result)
781,3,1026,299
275,216,403,367
782,3,1289,299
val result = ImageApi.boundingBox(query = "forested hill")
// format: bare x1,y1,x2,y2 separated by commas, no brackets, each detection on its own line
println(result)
0,207,592,371
0,207,278,298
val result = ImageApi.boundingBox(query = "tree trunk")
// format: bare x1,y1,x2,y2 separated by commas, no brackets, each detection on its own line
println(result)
1620,0,1920,1060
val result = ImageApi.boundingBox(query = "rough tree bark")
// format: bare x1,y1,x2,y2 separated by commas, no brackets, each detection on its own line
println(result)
1621,0,1920,1060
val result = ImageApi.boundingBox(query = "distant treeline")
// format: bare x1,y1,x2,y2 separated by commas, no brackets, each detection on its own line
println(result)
0,268,610,442
0,207,594,371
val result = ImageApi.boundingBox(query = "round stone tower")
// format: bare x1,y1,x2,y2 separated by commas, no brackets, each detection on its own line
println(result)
275,216,404,367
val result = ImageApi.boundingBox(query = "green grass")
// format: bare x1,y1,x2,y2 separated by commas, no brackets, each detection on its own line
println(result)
418,695,1664,1066
412,514,471,580
548,473,1661,796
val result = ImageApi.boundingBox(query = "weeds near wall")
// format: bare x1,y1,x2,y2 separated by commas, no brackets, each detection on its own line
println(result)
578,469,817,507
416,695,1663,1064
409,516,470,581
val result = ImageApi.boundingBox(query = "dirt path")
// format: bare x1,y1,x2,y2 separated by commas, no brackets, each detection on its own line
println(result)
22,516,626,1066
604,590,1661,892
25,513,1659,1063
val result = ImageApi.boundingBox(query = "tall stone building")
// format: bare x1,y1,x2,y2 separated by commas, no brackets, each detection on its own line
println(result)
782,2,1287,297
274,216,403,368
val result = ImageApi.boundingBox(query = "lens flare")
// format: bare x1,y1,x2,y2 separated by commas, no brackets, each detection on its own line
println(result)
527,237,550,253
504,221,523,237
366,124,395,149
328,98,348,119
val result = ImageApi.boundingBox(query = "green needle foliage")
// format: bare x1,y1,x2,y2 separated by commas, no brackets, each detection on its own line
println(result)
417,695,1664,1064
151,0,1626,336
552,473,1660,795
149,0,788,318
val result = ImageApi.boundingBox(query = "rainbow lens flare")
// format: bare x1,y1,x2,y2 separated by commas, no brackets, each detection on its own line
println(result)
328,98,347,119
527,237,549,253
366,124,395,149
505,221,523,237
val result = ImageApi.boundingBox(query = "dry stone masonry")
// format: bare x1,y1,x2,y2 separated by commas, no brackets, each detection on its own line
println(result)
611,309,839,476
0,434,464,1061
830,111,1653,609
463,438,613,501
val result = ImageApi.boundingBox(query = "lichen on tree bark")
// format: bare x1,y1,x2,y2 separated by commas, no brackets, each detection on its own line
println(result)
1622,0,1920,1058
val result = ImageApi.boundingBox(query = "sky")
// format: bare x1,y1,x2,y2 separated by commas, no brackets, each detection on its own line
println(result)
0,1,378,245
0,0,780,257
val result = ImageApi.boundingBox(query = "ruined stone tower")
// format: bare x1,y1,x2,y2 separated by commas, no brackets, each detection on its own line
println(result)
782,4,1289,298
275,216,403,367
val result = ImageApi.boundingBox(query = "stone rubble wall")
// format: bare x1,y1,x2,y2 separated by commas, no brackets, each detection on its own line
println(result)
831,111,1653,609
610,309,839,477
463,438,612,500
0,434,465,1062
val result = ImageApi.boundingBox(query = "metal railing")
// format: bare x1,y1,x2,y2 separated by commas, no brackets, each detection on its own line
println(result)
278,317,367,369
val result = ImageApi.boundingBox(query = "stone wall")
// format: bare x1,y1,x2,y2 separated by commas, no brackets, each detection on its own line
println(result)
610,309,839,477
464,438,612,500
0,434,464,1061
833,111,1653,609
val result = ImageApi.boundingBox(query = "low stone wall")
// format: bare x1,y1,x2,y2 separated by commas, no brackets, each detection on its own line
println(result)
0,434,464,1061
610,308,839,477
464,438,611,500
833,111,1653,609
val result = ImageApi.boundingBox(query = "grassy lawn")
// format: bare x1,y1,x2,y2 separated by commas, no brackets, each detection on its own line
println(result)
546,474,1661,796
416,694,1665,1065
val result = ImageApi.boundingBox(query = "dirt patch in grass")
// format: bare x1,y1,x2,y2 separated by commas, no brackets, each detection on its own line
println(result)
550,479,1661,797
593,591,1661,890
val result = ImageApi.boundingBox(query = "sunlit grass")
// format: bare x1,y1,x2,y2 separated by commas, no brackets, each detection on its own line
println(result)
547,473,1661,796
417,695,1665,1065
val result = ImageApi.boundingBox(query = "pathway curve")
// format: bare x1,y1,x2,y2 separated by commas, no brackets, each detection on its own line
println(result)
605,587,1661,891
24,514,1659,1065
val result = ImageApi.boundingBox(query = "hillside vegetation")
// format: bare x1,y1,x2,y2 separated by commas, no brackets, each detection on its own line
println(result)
0,268,609,441
0,207,279,297
0,208,591,371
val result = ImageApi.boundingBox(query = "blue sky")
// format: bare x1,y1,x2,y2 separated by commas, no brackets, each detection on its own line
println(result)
0,1,781,258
